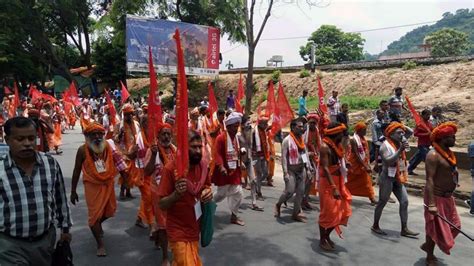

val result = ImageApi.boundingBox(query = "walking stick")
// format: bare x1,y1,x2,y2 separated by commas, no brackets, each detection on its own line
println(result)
423,204,474,241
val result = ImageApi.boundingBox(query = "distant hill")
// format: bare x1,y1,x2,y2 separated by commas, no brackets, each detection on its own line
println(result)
381,8,474,56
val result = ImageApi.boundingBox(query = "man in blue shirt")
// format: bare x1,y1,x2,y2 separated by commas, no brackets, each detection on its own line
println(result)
298,89,309,117
467,141,474,216
226,90,235,110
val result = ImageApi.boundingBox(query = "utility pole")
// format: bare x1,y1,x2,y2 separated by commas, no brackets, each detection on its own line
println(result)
310,41,316,72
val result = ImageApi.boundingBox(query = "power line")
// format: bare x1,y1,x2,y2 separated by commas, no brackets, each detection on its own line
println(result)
221,20,439,53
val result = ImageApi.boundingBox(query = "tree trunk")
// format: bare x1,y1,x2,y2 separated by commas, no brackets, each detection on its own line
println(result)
245,47,255,115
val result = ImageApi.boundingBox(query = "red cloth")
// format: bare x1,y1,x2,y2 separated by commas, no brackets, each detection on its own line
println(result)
157,161,210,242
235,73,245,113
174,29,189,177
424,192,460,255
212,132,241,186
148,46,163,141
414,122,433,146
265,81,276,117
208,82,218,121
317,78,328,114
269,82,294,138
318,165,352,238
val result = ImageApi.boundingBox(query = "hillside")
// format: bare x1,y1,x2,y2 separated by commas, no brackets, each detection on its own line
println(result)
381,8,474,56
127,60,473,147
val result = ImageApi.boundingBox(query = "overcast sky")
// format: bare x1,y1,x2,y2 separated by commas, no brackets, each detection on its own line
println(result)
219,0,472,70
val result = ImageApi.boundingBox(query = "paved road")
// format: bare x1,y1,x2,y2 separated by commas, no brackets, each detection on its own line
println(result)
55,128,472,266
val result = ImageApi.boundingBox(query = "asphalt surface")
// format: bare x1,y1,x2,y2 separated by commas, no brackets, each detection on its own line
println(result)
54,128,473,266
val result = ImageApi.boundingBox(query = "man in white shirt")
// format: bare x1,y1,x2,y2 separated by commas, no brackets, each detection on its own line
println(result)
327,91,340,122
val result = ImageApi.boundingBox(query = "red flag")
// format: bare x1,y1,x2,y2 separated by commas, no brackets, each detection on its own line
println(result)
405,96,431,132
8,82,20,117
265,81,276,117
235,73,245,113
104,90,118,126
63,82,81,106
147,46,163,141
208,81,218,122
270,82,294,137
174,29,189,177
29,85,57,103
4,86,12,95
120,81,130,104
317,77,328,114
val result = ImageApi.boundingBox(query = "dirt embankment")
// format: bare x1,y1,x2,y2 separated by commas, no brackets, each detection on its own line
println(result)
128,60,474,146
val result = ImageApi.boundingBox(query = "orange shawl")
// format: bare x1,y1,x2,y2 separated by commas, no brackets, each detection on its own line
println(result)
82,143,118,184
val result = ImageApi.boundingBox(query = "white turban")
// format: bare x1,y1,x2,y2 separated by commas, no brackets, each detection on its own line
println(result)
224,112,243,126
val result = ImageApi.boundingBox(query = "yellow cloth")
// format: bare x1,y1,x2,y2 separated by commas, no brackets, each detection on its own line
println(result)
169,241,202,266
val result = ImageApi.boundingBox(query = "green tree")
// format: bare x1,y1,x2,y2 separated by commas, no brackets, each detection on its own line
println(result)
299,25,365,65
425,28,470,57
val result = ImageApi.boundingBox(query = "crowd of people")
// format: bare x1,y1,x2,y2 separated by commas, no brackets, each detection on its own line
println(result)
0,84,470,266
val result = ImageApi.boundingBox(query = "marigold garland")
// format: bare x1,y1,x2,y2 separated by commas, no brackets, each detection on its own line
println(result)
323,137,344,159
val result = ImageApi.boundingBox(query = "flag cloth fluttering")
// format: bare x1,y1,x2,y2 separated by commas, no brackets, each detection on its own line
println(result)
63,82,81,106
208,81,218,123
8,82,20,117
317,77,328,114
265,81,276,117
235,73,245,113
120,81,130,104
104,89,118,126
406,96,431,132
270,82,294,138
147,46,163,141
174,29,189,177
29,85,57,103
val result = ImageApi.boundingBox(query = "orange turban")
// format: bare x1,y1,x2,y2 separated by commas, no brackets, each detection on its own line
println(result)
324,123,347,135
384,122,405,136
84,122,106,135
307,113,320,122
431,122,457,142
354,121,367,132
157,122,172,133
122,104,134,114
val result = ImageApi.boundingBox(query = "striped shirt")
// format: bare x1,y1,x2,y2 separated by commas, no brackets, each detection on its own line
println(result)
0,151,72,238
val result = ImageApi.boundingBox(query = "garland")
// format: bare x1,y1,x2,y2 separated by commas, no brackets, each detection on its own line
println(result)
290,131,305,150
432,142,456,166
323,137,344,158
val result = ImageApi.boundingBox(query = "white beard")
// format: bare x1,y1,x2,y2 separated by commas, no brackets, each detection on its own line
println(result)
87,138,106,154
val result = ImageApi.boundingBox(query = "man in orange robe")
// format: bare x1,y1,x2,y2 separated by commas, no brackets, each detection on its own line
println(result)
346,122,377,205
70,122,128,257
144,122,176,265
303,113,322,210
158,130,213,266
318,122,352,251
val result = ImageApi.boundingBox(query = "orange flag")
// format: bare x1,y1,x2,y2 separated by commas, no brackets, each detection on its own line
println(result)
235,73,245,113
208,81,218,122
174,29,189,177
120,81,130,104
270,82,294,138
317,77,328,114
265,81,276,117
8,82,20,117
148,46,163,141
63,82,81,106
104,90,118,126
405,96,431,132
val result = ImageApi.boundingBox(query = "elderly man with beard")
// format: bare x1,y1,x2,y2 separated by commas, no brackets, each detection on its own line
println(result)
158,130,213,266
213,112,246,226
372,122,419,237
144,122,176,265
70,122,128,257
275,117,312,223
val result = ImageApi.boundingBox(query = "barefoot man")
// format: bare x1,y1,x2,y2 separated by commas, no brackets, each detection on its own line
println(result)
372,122,419,237
158,130,213,266
421,122,461,265
70,122,128,256
318,122,352,251
275,117,313,223
346,122,377,205
144,122,176,265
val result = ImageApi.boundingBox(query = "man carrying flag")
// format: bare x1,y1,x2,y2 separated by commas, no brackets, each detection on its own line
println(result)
407,109,433,176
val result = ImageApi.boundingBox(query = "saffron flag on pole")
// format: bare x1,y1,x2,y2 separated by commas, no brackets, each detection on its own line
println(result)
270,82,294,138
208,81,218,122
8,82,20,117
235,73,245,113
317,77,328,114
147,46,163,141
120,81,130,104
104,89,118,126
174,29,189,177
405,96,431,132
265,81,276,117
4,86,12,95
63,82,81,106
